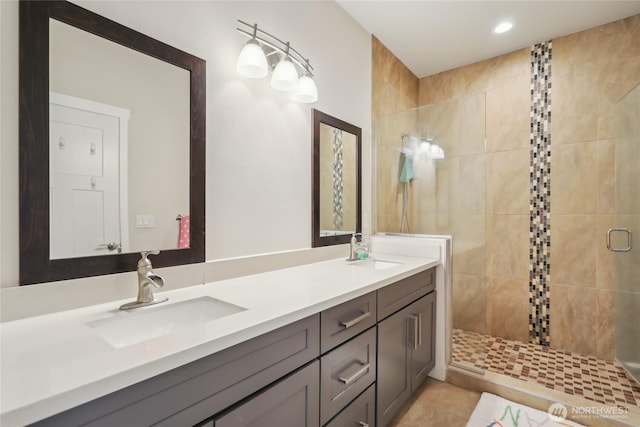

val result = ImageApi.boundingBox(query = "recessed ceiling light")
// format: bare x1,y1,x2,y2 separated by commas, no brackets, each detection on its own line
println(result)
493,22,513,34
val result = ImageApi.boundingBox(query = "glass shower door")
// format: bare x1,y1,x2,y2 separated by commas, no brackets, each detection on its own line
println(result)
613,84,640,383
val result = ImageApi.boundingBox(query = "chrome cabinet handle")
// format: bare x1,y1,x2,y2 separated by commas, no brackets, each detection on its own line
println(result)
97,242,122,252
606,228,632,252
338,362,370,385
357,422,369,427
339,311,371,329
409,313,422,350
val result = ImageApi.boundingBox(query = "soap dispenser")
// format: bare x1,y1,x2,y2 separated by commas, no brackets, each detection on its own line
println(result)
355,234,370,260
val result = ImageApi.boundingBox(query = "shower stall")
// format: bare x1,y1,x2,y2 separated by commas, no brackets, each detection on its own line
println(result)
374,87,640,403
613,83,640,384
375,93,489,369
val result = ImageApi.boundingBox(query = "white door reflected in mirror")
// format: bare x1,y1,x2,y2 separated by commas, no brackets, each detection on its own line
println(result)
50,93,130,259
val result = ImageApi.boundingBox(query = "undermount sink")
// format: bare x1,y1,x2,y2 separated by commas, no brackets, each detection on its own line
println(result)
350,259,401,270
87,296,247,348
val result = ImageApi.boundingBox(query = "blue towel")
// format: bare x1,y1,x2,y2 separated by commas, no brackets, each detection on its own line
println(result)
399,153,414,183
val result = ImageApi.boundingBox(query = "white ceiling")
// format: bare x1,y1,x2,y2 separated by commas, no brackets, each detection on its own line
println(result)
336,1,640,78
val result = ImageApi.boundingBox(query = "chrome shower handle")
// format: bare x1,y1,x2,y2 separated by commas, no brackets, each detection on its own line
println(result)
606,228,632,252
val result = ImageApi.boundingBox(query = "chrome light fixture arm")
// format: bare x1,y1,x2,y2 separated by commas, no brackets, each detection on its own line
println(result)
237,19,314,77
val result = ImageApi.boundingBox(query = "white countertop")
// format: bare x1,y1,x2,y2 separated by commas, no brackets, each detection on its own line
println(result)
0,254,438,426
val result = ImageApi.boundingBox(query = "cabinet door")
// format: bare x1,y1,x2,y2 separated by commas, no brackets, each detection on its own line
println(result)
376,309,410,427
214,361,319,427
376,292,436,427
409,292,436,394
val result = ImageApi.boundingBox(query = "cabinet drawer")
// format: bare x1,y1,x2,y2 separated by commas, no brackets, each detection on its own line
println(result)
321,292,376,353
377,268,434,320
214,361,320,427
325,384,375,427
35,315,320,427
320,327,376,425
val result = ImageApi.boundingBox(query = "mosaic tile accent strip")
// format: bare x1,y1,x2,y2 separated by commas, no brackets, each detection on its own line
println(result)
453,329,640,409
332,128,344,229
529,41,552,346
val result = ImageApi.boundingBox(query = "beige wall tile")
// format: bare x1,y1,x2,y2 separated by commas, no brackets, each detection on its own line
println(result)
596,289,615,360
552,72,599,145
376,148,403,215
550,284,597,356
551,142,598,215
597,14,640,63
435,156,455,215
486,75,530,152
596,140,615,215
458,93,486,154
377,213,402,233
418,99,458,155
552,27,602,76
612,215,640,292
550,215,597,287
486,149,530,214
486,214,529,280
596,216,615,290
452,273,486,334
452,214,485,275
486,277,530,342
486,48,530,87
372,35,418,119
453,154,485,214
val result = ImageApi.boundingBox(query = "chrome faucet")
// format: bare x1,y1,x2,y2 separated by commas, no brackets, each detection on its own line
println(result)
120,250,168,310
346,233,363,262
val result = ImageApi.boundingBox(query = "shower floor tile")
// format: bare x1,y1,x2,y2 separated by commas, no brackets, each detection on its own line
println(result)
452,329,640,409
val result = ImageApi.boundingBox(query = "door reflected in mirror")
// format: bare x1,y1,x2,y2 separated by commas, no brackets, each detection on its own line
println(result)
312,109,361,247
19,0,205,285
49,19,190,259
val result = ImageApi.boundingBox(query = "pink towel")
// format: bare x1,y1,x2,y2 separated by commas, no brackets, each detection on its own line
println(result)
178,215,190,248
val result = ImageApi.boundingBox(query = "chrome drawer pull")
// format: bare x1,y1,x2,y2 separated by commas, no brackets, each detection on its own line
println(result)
409,313,422,350
338,362,370,385
357,422,369,427
339,311,371,329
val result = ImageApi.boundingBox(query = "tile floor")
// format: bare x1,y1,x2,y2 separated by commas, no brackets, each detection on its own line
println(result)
389,378,481,427
452,328,640,408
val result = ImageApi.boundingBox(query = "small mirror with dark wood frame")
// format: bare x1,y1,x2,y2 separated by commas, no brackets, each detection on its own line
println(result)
19,0,206,285
312,109,362,247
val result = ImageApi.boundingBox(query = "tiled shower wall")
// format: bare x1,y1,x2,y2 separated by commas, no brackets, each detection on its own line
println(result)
373,15,640,360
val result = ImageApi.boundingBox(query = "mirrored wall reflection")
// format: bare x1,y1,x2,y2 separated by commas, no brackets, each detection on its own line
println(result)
375,93,487,372
319,123,357,236
49,18,190,259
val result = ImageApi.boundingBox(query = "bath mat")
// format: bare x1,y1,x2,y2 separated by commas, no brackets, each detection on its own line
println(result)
466,392,585,427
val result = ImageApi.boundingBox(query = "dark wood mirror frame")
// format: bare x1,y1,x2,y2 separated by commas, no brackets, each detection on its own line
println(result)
311,109,362,247
19,0,206,285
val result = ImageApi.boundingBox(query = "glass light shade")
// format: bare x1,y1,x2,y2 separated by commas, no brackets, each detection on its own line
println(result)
292,75,318,103
236,40,268,78
271,57,299,92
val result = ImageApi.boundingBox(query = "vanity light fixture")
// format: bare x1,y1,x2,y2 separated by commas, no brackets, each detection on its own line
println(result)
237,20,318,103
493,21,514,34
236,24,269,78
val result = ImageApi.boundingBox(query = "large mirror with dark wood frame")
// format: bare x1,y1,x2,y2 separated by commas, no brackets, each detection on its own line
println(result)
19,0,206,285
312,109,362,247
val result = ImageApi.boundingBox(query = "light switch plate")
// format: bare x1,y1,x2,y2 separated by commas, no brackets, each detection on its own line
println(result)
136,214,155,228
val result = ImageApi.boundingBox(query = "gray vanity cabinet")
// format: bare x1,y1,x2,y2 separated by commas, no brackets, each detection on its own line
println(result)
376,270,436,427
32,315,320,427
214,361,320,427
29,267,437,427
